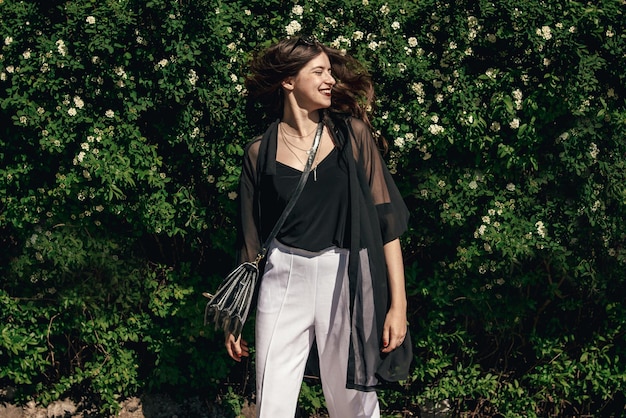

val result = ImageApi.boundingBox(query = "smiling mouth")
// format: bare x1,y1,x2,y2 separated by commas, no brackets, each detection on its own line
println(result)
320,88,332,96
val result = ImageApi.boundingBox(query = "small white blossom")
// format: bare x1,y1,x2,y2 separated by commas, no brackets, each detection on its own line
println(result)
469,180,478,190
73,96,84,109
490,121,501,132
368,41,379,50
56,39,67,56
68,108,77,116
391,21,401,30
4,36,13,46
188,69,198,86
380,4,390,15
228,191,238,200
353,31,364,40
535,221,547,238
292,5,304,15
510,118,520,129
105,109,114,118
537,25,552,40
285,20,302,36
589,142,599,159
506,183,516,192
23,49,31,59
429,124,445,135
408,37,418,47
86,16,96,24
158,58,168,68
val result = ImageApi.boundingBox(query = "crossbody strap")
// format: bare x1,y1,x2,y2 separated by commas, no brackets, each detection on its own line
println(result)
253,121,323,264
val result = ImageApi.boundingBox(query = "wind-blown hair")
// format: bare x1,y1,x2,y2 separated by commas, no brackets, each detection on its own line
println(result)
245,36,381,146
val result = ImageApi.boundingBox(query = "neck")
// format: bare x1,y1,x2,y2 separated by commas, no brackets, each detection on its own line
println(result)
281,108,321,137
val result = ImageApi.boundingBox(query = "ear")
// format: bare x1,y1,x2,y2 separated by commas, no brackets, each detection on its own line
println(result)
281,77,295,91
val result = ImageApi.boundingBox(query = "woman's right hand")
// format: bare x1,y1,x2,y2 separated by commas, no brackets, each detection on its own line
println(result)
225,333,249,361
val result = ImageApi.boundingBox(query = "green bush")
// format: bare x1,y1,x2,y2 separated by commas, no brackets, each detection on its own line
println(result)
1,0,625,416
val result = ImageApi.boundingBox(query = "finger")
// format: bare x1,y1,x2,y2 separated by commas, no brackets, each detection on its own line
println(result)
381,326,391,352
225,334,243,362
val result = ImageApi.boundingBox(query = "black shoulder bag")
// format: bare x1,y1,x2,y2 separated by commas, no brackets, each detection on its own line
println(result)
203,122,323,339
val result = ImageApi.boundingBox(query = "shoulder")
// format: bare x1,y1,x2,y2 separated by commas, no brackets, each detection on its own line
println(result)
244,135,263,160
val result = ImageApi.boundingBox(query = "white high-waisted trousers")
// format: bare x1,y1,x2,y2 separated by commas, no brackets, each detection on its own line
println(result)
255,239,380,418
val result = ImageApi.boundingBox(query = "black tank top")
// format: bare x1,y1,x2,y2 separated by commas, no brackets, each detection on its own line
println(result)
260,147,350,252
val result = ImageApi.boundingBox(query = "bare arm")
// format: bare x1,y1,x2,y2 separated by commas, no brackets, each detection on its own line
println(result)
381,238,408,353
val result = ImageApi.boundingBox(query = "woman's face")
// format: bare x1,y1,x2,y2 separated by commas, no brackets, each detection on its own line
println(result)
285,52,336,111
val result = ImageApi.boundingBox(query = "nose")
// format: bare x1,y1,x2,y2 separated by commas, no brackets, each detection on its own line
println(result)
325,72,336,86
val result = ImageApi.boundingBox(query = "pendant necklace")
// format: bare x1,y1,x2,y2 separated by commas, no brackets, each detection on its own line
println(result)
280,123,322,181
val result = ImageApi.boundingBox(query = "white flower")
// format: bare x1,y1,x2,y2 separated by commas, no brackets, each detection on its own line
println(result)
230,73,238,83
394,137,405,148
158,59,168,68
490,121,501,132
380,4,390,15
589,142,599,159
510,118,520,129
449,41,457,49
228,191,238,200
353,31,364,40
431,115,439,123
469,180,478,190
292,5,304,16
0,72,6,81
535,221,547,238
391,21,400,30
105,109,114,118
506,183,516,191
537,25,552,40
73,96,84,109
56,39,67,56
86,16,96,24
513,89,523,109
19,116,27,124
285,20,302,36
429,124,444,135
408,37,418,47
606,29,614,38
68,108,77,116
4,36,13,46
77,151,86,162
23,49,31,59
188,69,198,86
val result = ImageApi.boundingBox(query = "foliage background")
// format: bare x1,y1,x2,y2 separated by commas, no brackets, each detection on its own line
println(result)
1,0,625,416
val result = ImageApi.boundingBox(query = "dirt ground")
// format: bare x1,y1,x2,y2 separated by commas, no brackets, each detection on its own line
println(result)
0,387,257,418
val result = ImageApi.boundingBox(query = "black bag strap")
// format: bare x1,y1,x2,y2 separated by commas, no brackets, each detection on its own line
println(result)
253,121,323,264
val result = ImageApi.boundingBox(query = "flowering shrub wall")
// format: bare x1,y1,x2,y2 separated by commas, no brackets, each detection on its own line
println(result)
1,0,625,416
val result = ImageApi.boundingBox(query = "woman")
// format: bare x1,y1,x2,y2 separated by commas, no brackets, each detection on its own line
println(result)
226,36,412,418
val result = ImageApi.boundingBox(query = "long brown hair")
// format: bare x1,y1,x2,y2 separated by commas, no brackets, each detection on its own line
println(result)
245,36,383,147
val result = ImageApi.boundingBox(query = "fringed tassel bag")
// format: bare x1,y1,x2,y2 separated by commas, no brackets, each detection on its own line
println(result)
203,122,323,339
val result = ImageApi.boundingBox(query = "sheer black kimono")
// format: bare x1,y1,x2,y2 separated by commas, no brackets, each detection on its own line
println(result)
237,111,412,391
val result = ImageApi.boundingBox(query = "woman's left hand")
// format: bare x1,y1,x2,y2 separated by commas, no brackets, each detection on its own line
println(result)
381,305,407,353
